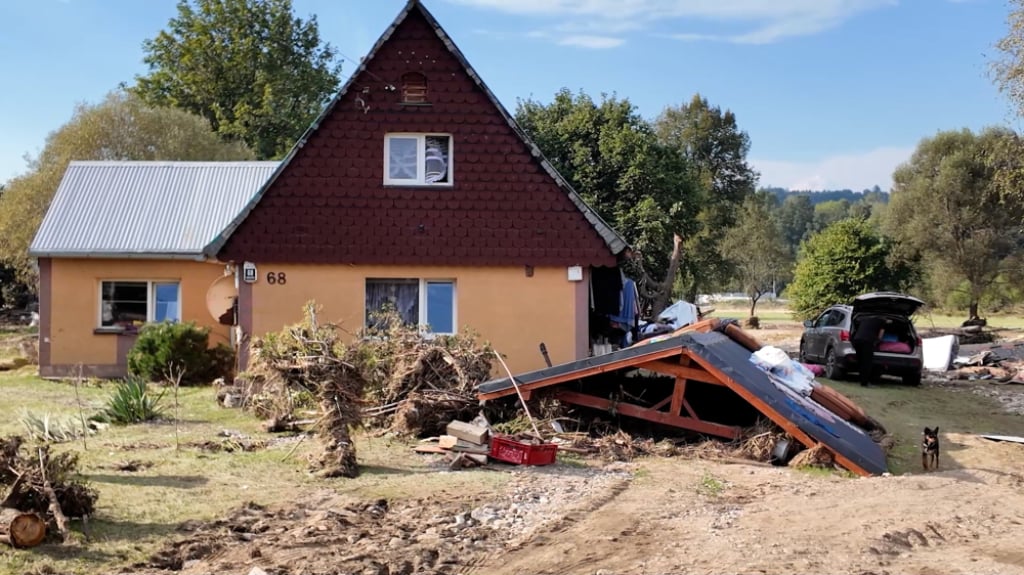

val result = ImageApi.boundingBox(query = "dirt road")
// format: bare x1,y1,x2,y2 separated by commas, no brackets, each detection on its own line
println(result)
136,433,1024,575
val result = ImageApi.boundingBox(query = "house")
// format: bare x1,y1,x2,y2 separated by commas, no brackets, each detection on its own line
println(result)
30,161,279,377
205,0,633,375
30,0,637,379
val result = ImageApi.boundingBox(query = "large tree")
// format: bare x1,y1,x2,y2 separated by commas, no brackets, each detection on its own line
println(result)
515,89,699,316
886,127,1024,319
992,0,1024,119
0,91,254,285
720,193,792,318
132,0,342,159
786,218,913,320
654,94,759,301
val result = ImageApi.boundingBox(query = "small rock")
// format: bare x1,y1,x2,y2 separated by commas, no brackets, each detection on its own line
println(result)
247,568,269,575
388,536,404,548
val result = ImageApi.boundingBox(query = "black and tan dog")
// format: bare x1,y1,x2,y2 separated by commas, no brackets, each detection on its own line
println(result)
922,426,940,470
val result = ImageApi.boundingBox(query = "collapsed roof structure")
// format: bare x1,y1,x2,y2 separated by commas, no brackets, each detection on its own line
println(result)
477,319,888,476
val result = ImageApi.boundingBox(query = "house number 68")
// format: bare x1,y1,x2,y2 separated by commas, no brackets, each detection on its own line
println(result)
266,272,287,285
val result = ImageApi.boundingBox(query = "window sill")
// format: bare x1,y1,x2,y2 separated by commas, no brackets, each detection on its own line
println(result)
94,327,139,336
382,183,454,189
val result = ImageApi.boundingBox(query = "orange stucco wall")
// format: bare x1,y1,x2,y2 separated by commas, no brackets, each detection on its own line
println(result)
46,258,232,369
244,264,590,374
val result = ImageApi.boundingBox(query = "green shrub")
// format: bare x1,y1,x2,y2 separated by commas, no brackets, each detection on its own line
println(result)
127,321,234,386
98,377,166,424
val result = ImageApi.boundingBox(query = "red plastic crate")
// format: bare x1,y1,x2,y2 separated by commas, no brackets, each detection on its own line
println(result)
489,435,559,466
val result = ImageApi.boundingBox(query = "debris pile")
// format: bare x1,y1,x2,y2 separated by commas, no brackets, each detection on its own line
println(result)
246,302,367,478
355,309,499,437
944,348,1024,384
476,319,892,476
0,435,97,547
413,414,561,470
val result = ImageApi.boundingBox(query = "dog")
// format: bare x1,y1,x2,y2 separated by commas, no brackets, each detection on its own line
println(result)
922,426,940,470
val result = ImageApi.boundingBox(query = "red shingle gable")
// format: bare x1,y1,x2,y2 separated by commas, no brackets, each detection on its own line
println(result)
215,1,621,267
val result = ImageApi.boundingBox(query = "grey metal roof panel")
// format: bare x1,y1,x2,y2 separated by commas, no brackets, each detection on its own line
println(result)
29,161,278,258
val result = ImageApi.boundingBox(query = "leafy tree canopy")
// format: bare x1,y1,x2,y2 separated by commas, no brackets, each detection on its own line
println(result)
786,218,912,320
654,94,758,300
132,0,342,159
886,126,1024,319
0,90,254,285
514,89,699,313
720,193,792,317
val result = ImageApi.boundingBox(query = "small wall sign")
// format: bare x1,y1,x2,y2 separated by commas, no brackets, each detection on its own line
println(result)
567,265,583,282
242,262,257,283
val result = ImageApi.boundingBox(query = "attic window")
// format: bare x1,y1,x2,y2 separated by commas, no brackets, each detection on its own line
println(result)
385,133,452,186
401,72,428,103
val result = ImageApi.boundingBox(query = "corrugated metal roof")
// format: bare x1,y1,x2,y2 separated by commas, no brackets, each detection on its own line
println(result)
30,161,278,258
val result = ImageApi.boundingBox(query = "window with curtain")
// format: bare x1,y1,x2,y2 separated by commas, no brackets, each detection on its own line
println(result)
365,278,456,334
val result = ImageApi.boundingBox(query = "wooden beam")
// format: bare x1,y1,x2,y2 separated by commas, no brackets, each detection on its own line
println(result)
555,390,741,439
670,378,686,416
477,347,684,400
678,349,874,477
648,395,673,412
636,361,724,386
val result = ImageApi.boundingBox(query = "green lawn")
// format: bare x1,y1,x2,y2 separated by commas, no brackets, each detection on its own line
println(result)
0,370,511,575
713,303,1024,330
824,377,1024,474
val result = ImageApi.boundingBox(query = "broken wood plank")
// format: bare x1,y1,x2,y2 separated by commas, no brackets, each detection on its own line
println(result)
464,453,488,465
413,445,448,454
450,440,490,455
438,435,458,449
636,360,724,385
446,421,489,445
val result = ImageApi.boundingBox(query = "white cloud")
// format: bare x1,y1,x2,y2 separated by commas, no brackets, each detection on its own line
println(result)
445,0,896,45
557,35,626,48
751,145,914,191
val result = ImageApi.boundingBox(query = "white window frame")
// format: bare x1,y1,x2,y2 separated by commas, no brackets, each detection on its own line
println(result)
383,133,454,186
364,278,457,336
97,280,182,329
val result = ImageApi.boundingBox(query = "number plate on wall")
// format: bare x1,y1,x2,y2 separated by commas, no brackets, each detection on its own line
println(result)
242,262,257,283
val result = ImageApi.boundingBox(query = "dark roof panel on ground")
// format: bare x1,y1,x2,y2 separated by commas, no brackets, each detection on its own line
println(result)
680,331,888,476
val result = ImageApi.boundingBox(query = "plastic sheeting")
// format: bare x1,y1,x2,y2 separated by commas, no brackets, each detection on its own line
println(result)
922,334,958,371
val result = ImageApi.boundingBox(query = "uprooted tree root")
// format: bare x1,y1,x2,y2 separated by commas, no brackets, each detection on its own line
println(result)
248,302,366,478
0,435,97,544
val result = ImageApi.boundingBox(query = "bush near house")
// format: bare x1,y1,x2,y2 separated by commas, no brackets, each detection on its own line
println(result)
126,321,233,386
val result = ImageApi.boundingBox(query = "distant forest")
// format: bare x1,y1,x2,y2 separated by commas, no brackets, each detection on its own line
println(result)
762,185,889,206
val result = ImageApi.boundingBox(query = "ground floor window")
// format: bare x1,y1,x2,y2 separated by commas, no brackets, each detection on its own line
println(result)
365,278,455,334
99,280,181,328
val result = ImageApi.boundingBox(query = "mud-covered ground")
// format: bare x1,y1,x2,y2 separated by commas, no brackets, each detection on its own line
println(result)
122,322,1024,575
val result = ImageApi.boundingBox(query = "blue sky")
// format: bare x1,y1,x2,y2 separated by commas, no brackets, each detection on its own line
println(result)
0,0,1017,191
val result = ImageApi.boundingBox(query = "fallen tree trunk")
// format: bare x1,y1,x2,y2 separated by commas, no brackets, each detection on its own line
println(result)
0,507,46,548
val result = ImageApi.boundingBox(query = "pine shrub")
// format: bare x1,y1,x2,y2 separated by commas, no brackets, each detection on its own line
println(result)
126,321,234,386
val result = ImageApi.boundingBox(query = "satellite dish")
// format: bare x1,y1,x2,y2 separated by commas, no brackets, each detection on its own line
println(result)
206,275,238,322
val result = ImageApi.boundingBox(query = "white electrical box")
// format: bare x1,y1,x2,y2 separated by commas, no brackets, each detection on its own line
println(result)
567,265,583,282
242,261,258,283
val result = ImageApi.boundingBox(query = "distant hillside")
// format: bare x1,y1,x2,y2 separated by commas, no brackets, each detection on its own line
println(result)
761,186,889,206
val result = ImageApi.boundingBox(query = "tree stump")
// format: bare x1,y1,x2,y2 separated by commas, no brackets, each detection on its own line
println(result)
0,507,47,548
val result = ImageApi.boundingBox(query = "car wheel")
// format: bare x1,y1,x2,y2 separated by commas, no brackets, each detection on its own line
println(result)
825,347,845,380
799,339,808,363
902,371,922,387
